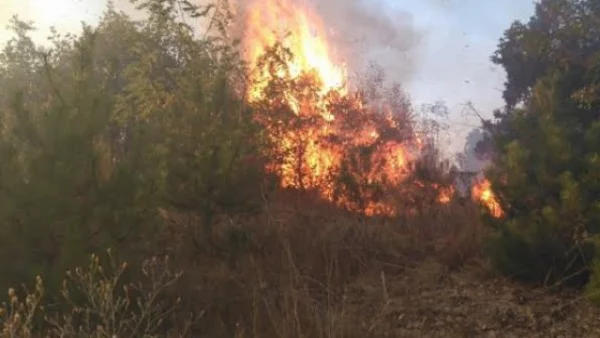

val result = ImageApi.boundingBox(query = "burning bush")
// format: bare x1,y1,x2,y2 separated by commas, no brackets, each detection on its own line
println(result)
236,0,464,216
250,43,422,215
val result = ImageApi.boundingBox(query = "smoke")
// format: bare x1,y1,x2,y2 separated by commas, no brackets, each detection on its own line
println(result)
229,0,423,84
460,128,490,173
311,0,423,84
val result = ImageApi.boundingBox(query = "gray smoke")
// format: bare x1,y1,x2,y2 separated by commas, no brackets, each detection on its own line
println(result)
230,0,423,85
460,128,490,173
310,0,422,84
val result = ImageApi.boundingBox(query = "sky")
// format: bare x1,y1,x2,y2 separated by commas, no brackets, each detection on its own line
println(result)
0,0,536,157
389,0,536,155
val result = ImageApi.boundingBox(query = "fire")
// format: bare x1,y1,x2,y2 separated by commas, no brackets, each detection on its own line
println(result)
243,0,346,101
241,0,424,215
238,0,502,217
437,185,454,204
471,178,504,218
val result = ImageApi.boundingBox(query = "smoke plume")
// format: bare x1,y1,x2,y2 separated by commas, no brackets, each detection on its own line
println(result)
229,0,423,84
313,0,422,83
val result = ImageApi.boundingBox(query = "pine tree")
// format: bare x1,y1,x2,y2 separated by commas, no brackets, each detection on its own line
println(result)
486,0,600,286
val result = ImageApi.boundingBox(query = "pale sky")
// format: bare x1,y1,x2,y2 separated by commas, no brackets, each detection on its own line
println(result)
389,0,535,154
0,0,536,156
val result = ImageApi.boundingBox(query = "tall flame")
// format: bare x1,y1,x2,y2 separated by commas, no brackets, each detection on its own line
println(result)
243,0,346,100
241,0,425,215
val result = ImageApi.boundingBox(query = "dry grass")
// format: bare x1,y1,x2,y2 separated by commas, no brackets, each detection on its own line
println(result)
158,189,490,337
4,189,600,337
0,252,194,337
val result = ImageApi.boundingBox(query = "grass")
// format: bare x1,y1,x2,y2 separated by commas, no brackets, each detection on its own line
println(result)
3,189,600,337
139,189,488,337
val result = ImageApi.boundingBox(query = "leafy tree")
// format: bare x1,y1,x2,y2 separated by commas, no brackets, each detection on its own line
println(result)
492,0,600,109
0,17,165,292
485,0,600,286
0,1,265,292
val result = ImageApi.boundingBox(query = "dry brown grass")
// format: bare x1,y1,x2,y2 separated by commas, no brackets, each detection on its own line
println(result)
5,189,600,337
0,252,193,338
157,189,489,337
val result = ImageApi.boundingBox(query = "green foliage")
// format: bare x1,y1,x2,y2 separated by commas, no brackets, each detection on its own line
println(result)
0,2,264,293
486,0,600,286
492,0,600,108
586,254,600,305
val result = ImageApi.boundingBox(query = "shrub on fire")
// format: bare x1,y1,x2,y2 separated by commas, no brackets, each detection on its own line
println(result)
248,42,426,216
483,0,600,292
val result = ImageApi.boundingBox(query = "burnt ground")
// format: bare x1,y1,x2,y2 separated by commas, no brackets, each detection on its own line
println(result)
342,260,600,338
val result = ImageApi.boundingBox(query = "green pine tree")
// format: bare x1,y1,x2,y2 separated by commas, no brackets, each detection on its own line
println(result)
485,0,600,288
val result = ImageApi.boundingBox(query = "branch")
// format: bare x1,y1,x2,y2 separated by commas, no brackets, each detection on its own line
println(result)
38,51,67,107
461,101,488,125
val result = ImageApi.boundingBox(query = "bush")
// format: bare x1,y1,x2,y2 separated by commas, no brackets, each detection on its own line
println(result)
0,250,191,337
483,0,600,288
157,189,485,337
483,74,600,287
0,2,265,291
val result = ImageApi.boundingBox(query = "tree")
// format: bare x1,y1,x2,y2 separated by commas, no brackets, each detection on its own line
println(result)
0,1,265,292
492,0,600,109
485,0,600,286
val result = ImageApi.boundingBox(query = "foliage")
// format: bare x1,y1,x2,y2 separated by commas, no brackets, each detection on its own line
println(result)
0,0,521,335
0,250,190,338
0,1,264,293
485,0,600,286
250,43,421,215
492,0,600,109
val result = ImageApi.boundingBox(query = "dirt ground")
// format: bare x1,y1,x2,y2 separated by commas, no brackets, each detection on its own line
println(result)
342,260,600,338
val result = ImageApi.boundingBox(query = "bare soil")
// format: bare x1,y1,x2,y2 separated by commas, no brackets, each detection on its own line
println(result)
342,260,600,338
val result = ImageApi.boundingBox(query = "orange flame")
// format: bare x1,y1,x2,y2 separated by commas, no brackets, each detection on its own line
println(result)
241,0,429,216
243,0,346,102
471,178,504,218
437,185,454,204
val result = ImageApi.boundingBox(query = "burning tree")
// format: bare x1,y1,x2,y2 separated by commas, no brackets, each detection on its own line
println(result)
238,0,432,216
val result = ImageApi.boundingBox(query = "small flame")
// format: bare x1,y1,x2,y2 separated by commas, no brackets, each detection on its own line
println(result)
471,178,504,218
437,185,454,204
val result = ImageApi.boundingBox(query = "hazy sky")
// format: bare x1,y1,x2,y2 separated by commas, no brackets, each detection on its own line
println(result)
391,0,535,153
0,0,536,155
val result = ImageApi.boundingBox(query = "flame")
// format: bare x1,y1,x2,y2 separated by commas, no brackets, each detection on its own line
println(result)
437,185,454,204
243,0,346,102
471,178,504,218
242,0,427,215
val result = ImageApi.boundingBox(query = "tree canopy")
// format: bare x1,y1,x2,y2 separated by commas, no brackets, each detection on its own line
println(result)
0,1,266,291
486,0,600,287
